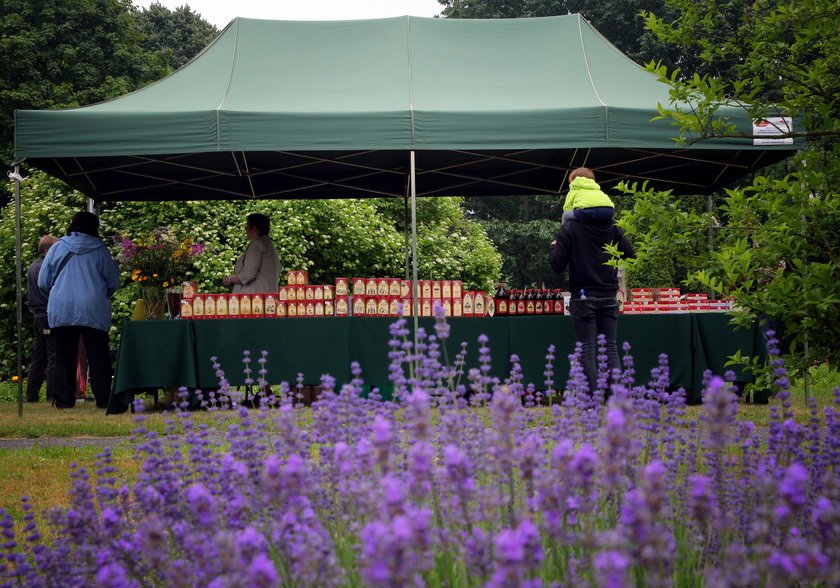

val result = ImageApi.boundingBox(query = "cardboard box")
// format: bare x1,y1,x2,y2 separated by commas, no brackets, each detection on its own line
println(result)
240,294,252,318
181,281,197,299
452,298,463,317
474,292,486,316
297,301,306,317
228,294,240,318
365,297,378,316
402,298,412,316
324,300,334,316
278,301,289,317
305,286,315,301
388,279,401,297
216,294,229,318
377,296,390,316
352,278,366,296
180,299,193,318
400,280,412,298
296,287,305,301
315,301,324,316
313,286,324,300
364,279,377,297
420,280,432,299
421,299,432,317
204,294,217,318
462,292,474,316
264,294,277,317
295,271,309,286
486,297,496,317
306,302,315,317
432,281,442,299
251,294,264,318
376,279,390,297
442,298,452,317
451,281,463,299
323,285,334,300
389,297,400,316
441,280,452,299
335,296,349,316
191,295,204,319
352,296,366,316
335,278,349,297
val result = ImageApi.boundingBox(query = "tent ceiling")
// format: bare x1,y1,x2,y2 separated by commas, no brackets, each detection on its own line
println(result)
14,15,798,200
29,147,790,201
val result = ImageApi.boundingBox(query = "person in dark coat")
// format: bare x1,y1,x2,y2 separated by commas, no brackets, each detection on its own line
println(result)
549,207,635,396
26,235,58,402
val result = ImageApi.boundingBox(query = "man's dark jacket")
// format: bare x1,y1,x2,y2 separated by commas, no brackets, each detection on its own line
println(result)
548,218,636,299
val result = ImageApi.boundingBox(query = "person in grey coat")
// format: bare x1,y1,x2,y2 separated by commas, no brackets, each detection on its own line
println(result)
223,213,280,294
39,212,120,409
26,235,58,402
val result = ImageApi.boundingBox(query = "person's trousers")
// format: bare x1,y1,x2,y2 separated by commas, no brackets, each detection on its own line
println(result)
50,326,111,409
568,296,620,395
26,316,55,402
561,207,615,225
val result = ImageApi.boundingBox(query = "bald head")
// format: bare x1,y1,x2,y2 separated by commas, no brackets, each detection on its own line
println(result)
38,235,58,257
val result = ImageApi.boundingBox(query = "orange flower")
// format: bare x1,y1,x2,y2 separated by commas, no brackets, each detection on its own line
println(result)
11,376,19,382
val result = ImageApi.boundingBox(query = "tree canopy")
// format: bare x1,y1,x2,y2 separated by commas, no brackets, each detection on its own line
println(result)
0,0,170,166
619,0,840,370
136,3,219,70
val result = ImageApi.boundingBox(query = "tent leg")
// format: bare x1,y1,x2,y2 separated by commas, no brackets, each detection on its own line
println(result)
403,184,410,281
9,167,24,417
410,152,419,349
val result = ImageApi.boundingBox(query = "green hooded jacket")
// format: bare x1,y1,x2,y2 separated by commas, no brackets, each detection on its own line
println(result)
563,177,615,211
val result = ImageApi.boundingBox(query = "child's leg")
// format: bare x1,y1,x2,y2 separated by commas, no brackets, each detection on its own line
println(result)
561,209,576,225
573,207,614,222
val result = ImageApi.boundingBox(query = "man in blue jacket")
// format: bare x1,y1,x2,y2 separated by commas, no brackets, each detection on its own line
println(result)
39,212,120,409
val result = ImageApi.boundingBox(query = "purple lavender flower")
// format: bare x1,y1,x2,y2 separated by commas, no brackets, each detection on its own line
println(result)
593,550,631,588
486,519,543,588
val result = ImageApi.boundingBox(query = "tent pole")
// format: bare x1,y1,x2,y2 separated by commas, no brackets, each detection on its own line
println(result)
410,152,419,348
9,167,24,417
403,183,410,281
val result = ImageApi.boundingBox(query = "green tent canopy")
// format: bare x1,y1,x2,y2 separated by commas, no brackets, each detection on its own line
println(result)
13,15,798,201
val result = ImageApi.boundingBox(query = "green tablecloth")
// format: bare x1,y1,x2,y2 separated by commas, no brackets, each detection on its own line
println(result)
107,314,765,413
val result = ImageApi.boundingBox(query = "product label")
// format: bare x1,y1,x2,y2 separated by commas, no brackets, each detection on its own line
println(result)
204,295,216,318
228,294,240,317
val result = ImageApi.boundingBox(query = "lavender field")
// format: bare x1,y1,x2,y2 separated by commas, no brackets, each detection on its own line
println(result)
1,316,838,587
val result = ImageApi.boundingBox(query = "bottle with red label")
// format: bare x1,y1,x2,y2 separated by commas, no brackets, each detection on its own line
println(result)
535,289,544,314
544,290,554,314
516,290,526,315
494,283,509,316
507,290,518,315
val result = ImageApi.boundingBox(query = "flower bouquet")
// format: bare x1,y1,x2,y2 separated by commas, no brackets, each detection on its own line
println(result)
112,228,206,319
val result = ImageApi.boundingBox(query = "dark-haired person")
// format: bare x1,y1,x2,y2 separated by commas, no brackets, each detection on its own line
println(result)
223,213,280,294
26,235,59,402
38,212,120,409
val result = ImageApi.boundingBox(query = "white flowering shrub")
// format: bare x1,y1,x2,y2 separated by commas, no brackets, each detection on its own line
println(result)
0,172,501,378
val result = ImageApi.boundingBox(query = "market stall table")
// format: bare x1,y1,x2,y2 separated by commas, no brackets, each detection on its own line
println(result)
106,314,765,414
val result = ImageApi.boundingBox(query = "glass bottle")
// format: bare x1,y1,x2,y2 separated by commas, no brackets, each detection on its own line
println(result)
495,283,508,316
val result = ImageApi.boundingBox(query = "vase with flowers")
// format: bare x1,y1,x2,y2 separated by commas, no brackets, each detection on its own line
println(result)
113,228,206,320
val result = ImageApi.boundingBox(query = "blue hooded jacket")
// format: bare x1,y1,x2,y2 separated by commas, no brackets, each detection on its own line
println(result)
38,232,120,332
